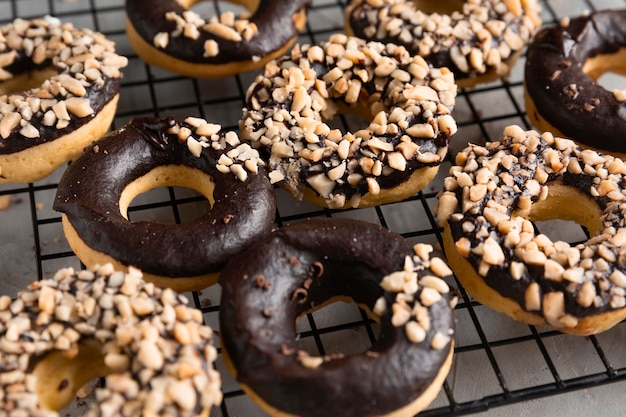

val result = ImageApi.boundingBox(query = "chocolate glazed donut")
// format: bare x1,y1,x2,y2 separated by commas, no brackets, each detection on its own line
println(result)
525,9,626,156
125,0,311,77
345,0,542,88
0,16,127,184
219,218,456,417
54,116,276,292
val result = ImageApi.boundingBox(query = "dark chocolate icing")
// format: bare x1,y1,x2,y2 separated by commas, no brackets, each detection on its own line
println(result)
219,218,455,417
53,117,276,279
125,0,311,64
525,9,626,153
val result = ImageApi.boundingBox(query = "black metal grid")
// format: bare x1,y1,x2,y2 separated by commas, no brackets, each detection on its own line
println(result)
1,0,626,416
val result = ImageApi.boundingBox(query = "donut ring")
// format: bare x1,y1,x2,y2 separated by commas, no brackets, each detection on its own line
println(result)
525,9,626,158
0,263,222,416
125,0,311,78
436,125,626,335
345,0,542,88
0,16,127,184
219,218,457,417
240,34,458,209
53,116,276,293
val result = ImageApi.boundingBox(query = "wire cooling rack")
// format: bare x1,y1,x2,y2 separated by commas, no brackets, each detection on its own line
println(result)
1,0,626,416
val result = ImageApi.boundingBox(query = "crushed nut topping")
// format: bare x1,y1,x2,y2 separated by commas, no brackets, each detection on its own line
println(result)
240,35,458,208
153,9,259,49
0,16,128,140
170,116,265,182
436,125,626,330
375,243,456,348
346,0,542,80
0,263,222,416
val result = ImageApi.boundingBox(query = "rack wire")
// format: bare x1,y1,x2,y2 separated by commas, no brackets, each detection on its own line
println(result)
1,0,626,416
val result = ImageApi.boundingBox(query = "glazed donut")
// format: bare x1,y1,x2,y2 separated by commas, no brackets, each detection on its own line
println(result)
0,16,127,184
0,263,222,416
219,218,457,417
53,116,276,293
125,0,310,78
525,9,626,158
345,0,542,88
240,34,458,209
436,125,626,335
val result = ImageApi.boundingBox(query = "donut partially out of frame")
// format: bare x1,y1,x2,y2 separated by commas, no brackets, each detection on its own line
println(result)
125,0,311,78
437,125,626,335
0,263,222,416
220,218,457,417
525,9,626,158
345,0,542,88
0,16,127,184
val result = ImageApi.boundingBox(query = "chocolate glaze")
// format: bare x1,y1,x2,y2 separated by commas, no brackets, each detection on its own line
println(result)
53,117,276,279
525,10,626,153
125,0,311,64
129,116,176,150
219,218,455,417
0,77,121,155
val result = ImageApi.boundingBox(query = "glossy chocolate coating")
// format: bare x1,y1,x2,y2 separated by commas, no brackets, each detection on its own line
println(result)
525,10,626,153
125,0,311,64
53,117,276,279
219,218,455,417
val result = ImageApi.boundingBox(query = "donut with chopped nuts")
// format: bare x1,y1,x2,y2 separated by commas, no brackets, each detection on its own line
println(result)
125,0,310,78
525,9,626,158
240,35,458,209
0,263,222,416
0,16,127,184
220,218,457,417
345,0,542,88
437,125,626,336
53,116,276,293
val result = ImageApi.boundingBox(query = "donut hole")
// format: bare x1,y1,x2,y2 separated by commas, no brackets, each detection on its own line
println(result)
411,0,464,16
515,182,604,238
295,299,381,357
323,97,400,146
534,219,590,244
0,67,57,96
119,165,215,223
582,48,626,92
32,341,109,411
594,71,626,95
